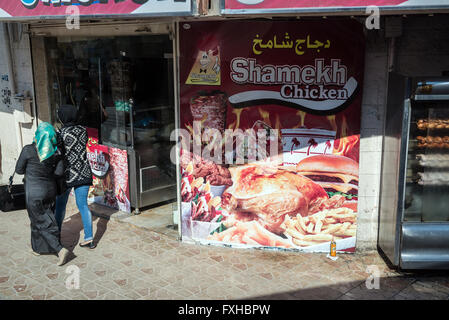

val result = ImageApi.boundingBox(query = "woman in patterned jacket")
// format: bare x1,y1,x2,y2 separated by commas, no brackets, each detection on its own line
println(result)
55,104,96,249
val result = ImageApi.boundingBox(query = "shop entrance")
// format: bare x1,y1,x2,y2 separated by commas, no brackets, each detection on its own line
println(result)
43,32,177,222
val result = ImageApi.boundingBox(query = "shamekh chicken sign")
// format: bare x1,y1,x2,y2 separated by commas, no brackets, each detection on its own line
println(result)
222,0,449,15
179,19,364,253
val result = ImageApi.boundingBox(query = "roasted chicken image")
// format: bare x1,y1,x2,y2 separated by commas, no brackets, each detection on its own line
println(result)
416,135,449,148
417,119,449,130
221,165,328,235
180,150,232,186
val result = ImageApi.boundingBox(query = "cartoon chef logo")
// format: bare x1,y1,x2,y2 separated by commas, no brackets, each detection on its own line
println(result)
186,47,221,86
199,52,211,73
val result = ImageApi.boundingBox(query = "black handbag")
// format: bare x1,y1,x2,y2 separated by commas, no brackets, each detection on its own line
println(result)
0,174,26,212
54,141,68,196
56,175,68,196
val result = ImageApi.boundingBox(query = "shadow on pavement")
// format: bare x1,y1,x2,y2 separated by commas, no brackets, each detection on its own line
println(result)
245,270,449,300
60,209,110,252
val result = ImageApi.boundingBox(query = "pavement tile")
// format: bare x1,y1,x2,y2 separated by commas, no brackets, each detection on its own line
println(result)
147,276,171,289
164,284,197,299
337,294,357,300
412,278,449,294
0,274,58,300
74,261,120,283
343,276,416,300
57,280,111,300
92,291,131,300
87,271,142,300
0,269,22,292
144,287,181,300
126,279,159,299
393,281,449,300
3,206,449,300
26,286,62,300
23,262,65,284
46,294,70,300
286,286,344,300
343,286,392,300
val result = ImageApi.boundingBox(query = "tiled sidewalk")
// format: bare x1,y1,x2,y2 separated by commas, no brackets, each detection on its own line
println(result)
1,203,449,300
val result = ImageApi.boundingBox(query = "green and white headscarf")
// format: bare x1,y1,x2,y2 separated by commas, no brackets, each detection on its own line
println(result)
34,122,58,162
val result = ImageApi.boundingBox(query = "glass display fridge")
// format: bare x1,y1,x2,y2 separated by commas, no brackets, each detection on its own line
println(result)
379,74,449,269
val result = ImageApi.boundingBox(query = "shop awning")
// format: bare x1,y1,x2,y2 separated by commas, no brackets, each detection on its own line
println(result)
0,0,192,20
221,0,449,15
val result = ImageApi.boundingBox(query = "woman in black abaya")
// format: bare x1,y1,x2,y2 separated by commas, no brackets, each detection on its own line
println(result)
15,122,70,266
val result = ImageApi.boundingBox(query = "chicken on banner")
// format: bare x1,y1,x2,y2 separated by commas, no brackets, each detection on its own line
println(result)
179,20,364,253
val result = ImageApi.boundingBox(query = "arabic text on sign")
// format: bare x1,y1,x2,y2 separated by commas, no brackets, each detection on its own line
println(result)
252,33,331,56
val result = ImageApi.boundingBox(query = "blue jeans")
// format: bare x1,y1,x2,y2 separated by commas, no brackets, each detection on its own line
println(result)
55,185,93,242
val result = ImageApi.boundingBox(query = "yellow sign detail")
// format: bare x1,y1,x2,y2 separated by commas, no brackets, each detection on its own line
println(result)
186,48,221,86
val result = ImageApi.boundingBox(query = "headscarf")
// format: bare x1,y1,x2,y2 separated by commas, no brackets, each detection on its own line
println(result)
34,122,58,162
57,104,78,126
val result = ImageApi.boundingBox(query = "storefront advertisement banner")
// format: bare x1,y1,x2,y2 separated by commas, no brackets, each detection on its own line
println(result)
223,0,449,14
179,20,364,253
0,0,191,18
86,128,131,213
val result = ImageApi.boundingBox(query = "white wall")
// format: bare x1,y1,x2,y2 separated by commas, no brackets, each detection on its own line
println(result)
356,28,389,251
0,23,36,185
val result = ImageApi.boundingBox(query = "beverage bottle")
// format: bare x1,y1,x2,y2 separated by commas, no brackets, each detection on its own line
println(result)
330,237,337,257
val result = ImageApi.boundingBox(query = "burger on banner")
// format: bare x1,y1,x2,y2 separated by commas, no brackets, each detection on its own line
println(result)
296,155,358,211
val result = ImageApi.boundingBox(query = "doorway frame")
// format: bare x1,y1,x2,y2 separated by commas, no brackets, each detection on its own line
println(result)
29,19,183,230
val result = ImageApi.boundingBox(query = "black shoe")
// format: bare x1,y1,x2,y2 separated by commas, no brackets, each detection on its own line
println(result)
79,240,96,249
57,248,70,266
